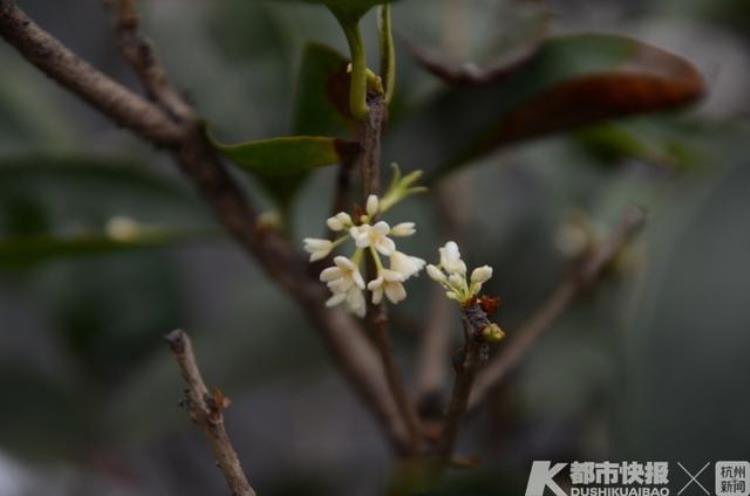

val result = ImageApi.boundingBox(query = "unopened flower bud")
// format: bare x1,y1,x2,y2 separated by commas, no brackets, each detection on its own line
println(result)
481,323,505,343
427,264,446,283
366,195,380,217
470,265,493,286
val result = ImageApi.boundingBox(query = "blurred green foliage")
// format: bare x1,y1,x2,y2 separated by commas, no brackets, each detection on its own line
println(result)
0,0,749,495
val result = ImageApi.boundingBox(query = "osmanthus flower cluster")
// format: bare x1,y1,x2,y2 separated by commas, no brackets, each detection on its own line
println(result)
303,166,426,318
426,241,505,342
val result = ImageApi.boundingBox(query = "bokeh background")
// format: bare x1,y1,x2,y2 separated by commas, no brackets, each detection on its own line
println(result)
1,0,749,494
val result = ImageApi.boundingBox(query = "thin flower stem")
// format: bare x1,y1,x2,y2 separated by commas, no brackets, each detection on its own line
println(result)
378,4,396,104
370,246,384,272
339,18,370,120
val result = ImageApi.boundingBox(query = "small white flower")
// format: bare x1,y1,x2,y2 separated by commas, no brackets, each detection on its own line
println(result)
326,212,352,232
303,238,334,262
320,256,365,293
350,221,396,256
368,269,407,304
390,251,425,280
366,195,380,217
428,242,495,304
426,264,447,283
390,222,416,237
439,241,467,275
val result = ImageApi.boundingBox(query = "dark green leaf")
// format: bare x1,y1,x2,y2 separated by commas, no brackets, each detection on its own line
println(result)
212,135,359,207
293,43,354,137
287,0,392,20
0,230,213,269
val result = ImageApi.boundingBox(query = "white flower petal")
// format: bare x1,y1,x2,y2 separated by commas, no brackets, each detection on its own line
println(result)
367,276,384,291
372,221,390,235
320,267,342,282
334,256,355,270
382,269,405,282
371,286,384,304
352,267,366,290
384,281,407,304
390,251,425,279
304,238,333,261
347,288,366,317
375,236,396,256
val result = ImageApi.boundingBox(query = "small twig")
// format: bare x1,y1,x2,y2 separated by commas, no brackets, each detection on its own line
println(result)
436,304,493,464
165,330,256,496
110,0,194,122
467,206,647,411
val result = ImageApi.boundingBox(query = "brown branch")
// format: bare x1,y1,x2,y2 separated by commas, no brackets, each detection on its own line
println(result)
0,0,412,455
165,330,256,496
110,0,194,122
0,0,182,146
358,96,422,454
467,206,647,411
436,303,493,464
371,303,423,454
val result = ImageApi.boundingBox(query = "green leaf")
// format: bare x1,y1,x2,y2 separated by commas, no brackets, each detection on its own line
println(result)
0,229,212,269
293,43,353,136
0,154,192,200
393,33,705,180
294,0,392,20
574,119,703,170
212,135,360,208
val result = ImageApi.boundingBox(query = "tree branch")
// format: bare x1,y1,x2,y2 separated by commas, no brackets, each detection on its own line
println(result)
436,303,493,464
165,330,256,496
467,206,647,411
0,0,412,455
0,0,183,145
359,96,422,454
110,0,194,122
